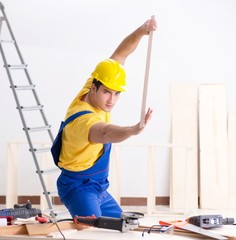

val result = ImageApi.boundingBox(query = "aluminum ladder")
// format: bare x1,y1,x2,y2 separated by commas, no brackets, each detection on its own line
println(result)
0,2,59,218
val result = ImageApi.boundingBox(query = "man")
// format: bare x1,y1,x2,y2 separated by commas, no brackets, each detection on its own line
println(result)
57,18,157,218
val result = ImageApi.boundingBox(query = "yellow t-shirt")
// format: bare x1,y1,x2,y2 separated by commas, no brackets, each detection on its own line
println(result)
58,78,110,171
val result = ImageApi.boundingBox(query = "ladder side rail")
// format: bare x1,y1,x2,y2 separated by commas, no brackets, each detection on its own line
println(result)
0,42,43,158
0,17,3,34
25,142,56,217
1,7,55,143
0,5,56,217
21,68,55,143
21,64,54,142
0,44,27,121
0,2,4,11
1,6,27,67
0,43,55,216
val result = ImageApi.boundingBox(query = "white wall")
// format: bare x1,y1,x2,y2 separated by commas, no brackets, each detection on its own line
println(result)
0,0,236,198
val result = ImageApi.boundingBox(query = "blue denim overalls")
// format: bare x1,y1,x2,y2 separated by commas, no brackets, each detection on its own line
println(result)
57,142,122,218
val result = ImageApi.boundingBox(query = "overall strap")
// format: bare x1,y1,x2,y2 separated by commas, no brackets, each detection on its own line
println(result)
63,110,92,128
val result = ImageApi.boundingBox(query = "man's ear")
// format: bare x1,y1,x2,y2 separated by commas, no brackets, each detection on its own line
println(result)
91,83,97,93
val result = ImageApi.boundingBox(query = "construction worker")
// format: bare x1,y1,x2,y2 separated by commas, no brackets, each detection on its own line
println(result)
57,18,157,218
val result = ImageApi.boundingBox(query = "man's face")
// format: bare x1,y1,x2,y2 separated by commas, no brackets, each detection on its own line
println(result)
92,84,121,112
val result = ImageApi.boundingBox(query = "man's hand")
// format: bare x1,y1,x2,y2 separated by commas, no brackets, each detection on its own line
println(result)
89,107,153,144
110,18,158,65
142,107,153,127
141,18,157,35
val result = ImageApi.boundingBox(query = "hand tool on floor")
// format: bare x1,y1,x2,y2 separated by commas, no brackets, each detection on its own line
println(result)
0,201,41,220
74,211,144,233
187,214,234,229
159,219,228,240
141,224,174,236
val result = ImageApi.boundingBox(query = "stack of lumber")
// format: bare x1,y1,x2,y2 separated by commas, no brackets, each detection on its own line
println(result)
170,83,235,210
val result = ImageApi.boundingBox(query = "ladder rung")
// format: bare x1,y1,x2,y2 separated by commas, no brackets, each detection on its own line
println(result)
50,210,69,217
30,147,50,153
11,84,35,90
18,105,43,111
0,40,15,43
24,125,51,132
43,190,58,195
5,64,27,69
37,168,59,175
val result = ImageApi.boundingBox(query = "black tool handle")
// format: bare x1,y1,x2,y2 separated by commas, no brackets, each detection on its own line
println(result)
222,218,234,225
97,217,123,231
74,215,123,232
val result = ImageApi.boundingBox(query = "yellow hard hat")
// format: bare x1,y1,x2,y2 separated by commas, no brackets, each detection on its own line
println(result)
91,59,127,92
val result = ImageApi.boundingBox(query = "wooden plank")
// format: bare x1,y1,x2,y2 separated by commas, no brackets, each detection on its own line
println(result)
26,222,86,236
170,83,198,211
199,84,228,209
228,110,236,209
0,222,86,236
140,15,155,128
6,142,19,208
0,224,27,236
147,146,156,215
